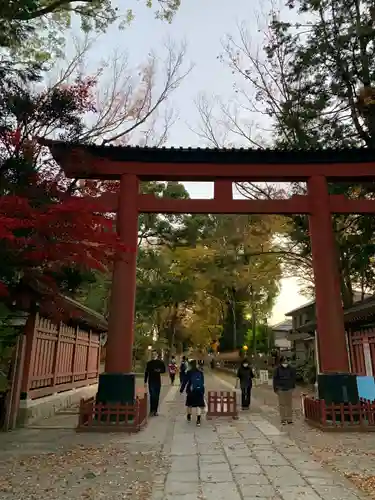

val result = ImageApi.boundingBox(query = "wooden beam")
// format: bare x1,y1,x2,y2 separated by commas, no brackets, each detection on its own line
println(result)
138,194,310,214
50,146,375,182
85,192,375,215
60,157,375,181
329,195,375,213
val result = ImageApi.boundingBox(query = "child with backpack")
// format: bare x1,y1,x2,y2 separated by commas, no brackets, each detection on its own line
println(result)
168,356,177,385
180,359,205,426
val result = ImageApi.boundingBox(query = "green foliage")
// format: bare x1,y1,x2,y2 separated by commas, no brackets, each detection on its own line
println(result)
1,0,117,63
139,181,209,247
222,0,375,303
80,271,111,316
265,0,375,303
245,323,271,354
296,360,316,385
134,211,282,355
201,215,281,352
0,1,181,63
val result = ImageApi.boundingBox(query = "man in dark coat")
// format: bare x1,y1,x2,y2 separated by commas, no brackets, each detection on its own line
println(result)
236,358,255,410
144,351,166,416
273,356,296,424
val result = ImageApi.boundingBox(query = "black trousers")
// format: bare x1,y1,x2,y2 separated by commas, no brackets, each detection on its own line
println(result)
169,373,176,384
149,383,161,413
241,386,251,408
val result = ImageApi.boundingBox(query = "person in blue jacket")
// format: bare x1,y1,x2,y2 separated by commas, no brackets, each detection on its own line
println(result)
180,359,205,426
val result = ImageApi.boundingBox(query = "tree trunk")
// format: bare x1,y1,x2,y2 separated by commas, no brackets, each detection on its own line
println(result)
231,298,237,350
250,285,257,356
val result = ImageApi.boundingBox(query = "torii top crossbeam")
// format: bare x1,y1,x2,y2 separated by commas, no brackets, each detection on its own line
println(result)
42,139,375,182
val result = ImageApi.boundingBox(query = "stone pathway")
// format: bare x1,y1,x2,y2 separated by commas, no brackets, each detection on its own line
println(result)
216,370,375,498
0,374,368,500
152,374,366,500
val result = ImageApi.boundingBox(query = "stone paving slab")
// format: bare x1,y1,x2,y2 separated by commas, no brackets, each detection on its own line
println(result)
151,374,366,500
217,369,375,498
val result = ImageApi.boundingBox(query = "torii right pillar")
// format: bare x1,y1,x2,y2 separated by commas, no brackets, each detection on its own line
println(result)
307,176,350,391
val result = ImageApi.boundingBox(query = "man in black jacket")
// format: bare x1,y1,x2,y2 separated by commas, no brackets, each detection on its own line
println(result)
236,358,255,410
273,356,296,424
144,351,166,416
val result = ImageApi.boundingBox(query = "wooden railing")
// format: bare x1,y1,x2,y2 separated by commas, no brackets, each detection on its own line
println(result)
349,329,375,376
206,391,238,420
77,394,148,432
22,313,101,399
304,396,375,431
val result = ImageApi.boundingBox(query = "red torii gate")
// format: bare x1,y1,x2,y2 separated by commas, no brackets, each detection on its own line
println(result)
43,140,375,402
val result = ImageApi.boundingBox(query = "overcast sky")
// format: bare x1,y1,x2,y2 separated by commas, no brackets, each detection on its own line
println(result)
69,0,308,324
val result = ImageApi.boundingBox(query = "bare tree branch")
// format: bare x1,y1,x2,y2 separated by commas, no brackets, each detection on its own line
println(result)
47,36,192,147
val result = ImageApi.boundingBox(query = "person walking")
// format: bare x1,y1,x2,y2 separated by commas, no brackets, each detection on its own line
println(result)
168,356,177,385
180,359,205,426
236,358,255,410
273,356,296,424
144,351,166,416
179,356,188,385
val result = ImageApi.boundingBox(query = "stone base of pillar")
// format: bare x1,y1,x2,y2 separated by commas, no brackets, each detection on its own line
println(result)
96,372,136,405
317,373,359,405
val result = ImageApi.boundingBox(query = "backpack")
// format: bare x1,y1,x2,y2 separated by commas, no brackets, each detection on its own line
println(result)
190,370,204,393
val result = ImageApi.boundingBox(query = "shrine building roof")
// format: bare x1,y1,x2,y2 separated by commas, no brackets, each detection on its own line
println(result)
40,139,375,164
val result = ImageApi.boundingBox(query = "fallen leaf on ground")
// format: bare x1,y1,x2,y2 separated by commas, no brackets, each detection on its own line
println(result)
345,472,375,498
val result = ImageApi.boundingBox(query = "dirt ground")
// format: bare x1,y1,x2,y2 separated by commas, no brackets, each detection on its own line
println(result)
0,381,172,500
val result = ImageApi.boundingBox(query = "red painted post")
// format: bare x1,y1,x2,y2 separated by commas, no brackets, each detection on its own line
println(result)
96,333,101,376
320,399,326,425
105,174,139,373
86,329,91,381
52,322,62,389
71,326,79,383
214,180,232,201
307,176,349,373
20,312,38,396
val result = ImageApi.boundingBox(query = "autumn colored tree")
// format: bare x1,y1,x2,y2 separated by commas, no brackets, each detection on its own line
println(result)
0,75,130,298
196,1,375,305
161,215,282,352
0,32,189,297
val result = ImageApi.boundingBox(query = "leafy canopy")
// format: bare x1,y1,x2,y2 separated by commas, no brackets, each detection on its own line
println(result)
1,0,182,62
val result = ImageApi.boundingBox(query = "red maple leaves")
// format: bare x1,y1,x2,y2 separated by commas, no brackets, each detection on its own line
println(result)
0,76,134,298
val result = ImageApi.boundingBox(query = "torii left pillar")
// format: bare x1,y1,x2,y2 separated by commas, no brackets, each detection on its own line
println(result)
97,174,139,405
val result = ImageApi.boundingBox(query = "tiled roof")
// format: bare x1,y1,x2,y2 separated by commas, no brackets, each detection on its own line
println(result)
40,138,375,165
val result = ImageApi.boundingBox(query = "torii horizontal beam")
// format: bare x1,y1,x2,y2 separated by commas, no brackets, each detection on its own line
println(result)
92,191,375,215
42,140,375,182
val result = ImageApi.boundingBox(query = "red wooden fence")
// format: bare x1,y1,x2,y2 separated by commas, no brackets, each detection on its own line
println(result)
304,396,375,431
22,313,101,399
348,328,375,375
77,394,148,433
